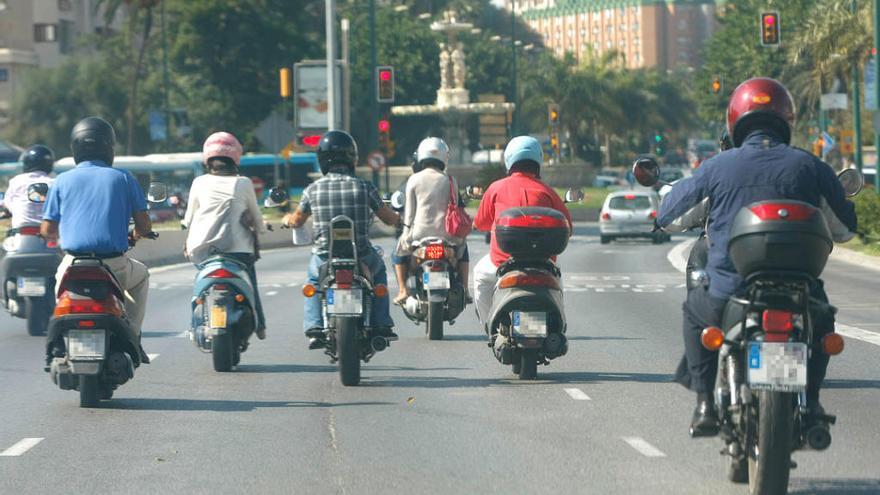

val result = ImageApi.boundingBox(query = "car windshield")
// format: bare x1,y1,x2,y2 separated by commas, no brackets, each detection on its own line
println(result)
609,195,652,210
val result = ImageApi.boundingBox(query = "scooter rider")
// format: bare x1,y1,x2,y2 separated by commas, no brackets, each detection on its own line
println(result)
472,135,573,330
40,117,153,339
282,130,401,348
4,145,56,229
182,132,268,339
657,78,857,436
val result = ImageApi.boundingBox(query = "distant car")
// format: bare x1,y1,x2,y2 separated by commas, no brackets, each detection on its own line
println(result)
592,169,624,188
599,190,670,244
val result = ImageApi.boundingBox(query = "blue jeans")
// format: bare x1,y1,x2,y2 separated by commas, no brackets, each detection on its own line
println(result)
303,250,394,332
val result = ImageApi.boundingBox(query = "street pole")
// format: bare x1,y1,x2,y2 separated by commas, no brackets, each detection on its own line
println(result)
341,18,351,133
875,0,880,188
326,0,337,131
161,0,170,152
853,0,864,171
369,0,379,186
510,1,518,136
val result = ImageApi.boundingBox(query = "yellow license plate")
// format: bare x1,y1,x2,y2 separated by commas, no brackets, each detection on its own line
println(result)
210,306,227,328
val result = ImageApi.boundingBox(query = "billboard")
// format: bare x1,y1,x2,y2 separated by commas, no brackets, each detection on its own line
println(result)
294,61,344,131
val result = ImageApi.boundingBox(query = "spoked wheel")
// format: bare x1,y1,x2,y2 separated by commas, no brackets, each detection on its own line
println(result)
79,375,99,408
519,349,538,380
336,317,361,386
25,297,51,336
748,391,794,495
427,301,444,340
212,332,235,372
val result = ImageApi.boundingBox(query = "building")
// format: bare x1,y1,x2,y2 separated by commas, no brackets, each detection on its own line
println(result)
0,0,122,123
507,0,718,70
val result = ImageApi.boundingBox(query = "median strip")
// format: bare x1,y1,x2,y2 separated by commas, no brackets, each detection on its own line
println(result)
0,438,44,457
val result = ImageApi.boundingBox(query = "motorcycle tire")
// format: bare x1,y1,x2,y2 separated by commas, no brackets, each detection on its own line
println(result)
727,455,748,483
427,301,444,341
79,375,100,408
519,349,538,380
212,332,235,372
337,317,361,386
748,391,793,495
25,297,51,336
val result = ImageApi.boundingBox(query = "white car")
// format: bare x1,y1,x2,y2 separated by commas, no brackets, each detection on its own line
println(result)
599,190,670,244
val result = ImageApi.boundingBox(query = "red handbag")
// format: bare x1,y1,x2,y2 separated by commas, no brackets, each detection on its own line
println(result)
445,176,472,239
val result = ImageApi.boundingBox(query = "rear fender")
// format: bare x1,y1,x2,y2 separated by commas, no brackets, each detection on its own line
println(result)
46,314,143,367
487,286,565,335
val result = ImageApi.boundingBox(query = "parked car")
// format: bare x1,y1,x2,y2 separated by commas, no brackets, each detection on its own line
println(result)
599,190,670,244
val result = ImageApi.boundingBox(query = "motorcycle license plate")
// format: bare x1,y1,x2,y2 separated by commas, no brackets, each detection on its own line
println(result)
328,289,362,314
422,271,450,290
210,306,227,329
512,311,547,337
17,277,45,296
746,342,808,392
67,329,106,359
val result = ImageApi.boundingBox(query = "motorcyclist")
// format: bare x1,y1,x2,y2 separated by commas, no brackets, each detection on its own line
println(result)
282,130,401,349
391,137,470,305
181,132,268,339
657,78,858,436
472,135,573,329
40,117,153,339
3,145,56,231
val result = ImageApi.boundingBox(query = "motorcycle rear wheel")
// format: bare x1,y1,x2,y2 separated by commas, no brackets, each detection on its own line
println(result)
25,297,51,336
212,332,235,372
79,375,99,408
519,349,538,380
427,301,444,340
337,317,361,386
748,391,793,495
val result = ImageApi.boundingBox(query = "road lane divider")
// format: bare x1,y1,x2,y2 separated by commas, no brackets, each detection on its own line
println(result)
564,388,591,401
622,437,666,458
836,324,880,347
147,353,160,361
266,291,278,296
0,438,44,457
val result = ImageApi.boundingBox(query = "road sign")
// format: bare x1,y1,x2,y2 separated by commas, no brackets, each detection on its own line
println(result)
867,57,877,111
255,111,295,153
820,93,848,111
367,151,386,171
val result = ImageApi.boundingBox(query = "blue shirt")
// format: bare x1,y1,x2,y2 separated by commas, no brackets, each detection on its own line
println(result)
658,131,857,300
43,160,147,253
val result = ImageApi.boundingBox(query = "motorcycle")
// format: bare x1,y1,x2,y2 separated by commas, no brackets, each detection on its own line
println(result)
0,183,62,336
301,215,392,386
634,158,862,494
400,238,466,340
45,183,167,408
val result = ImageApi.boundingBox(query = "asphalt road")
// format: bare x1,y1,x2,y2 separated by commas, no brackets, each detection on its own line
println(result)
1,225,878,494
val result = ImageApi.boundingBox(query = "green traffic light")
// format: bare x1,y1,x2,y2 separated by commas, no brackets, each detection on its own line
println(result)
654,134,662,143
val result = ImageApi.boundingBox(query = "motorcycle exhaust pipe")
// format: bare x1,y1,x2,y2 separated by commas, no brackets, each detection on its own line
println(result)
492,334,513,364
542,333,568,358
804,424,832,451
370,336,388,353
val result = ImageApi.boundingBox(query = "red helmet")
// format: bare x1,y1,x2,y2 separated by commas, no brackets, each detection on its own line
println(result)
726,77,795,147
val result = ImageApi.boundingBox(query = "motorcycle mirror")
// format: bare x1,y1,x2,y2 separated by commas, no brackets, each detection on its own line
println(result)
837,168,864,197
632,156,663,188
264,186,290,208
464,185,484,200
147,182,168,203
564,187,585,203
26,183,49,204
391,190,405,210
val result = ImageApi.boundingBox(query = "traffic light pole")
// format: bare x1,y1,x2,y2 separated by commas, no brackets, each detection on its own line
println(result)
326,0,337,131
510,1,518,136
853,0,864,171
369,0,379,187
875,0,880,188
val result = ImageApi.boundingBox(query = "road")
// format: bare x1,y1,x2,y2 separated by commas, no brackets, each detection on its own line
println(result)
1,225,878,494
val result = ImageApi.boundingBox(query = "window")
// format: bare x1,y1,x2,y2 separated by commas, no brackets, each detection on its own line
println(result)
0,68,8,82
34,24,57,42
592,26,599,35
58,0,72,11
632,22,640,31
605,40,612,49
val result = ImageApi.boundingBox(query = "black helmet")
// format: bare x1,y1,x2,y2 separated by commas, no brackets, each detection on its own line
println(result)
20,145,55,173
71,116,116,165
719,128,733,151
317,130,358,175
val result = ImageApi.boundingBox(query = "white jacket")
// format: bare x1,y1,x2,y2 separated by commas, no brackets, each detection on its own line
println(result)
5,171,54,227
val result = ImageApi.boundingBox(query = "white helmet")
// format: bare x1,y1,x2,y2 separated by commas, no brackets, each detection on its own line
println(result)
416,137,449,169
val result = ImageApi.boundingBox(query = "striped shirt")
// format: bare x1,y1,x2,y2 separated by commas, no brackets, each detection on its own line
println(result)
300,173,383,256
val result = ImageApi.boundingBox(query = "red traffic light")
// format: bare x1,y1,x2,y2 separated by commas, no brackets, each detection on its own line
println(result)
376,66,395,103
763,14,775,25
760,12,780,46
379,69,392,81
301,135,321,147
378,119,390,133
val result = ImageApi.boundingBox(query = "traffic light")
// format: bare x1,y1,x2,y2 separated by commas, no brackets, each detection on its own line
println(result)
760,12,780,46
548,103,560,126
550,133,559,150
279,67,291,98
654,132,665,156
378,118,390,150
377,66,395,103
711,75,722,95
378,118,390,134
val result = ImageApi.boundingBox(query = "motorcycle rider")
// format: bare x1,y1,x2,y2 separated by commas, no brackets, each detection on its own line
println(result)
281,130,401,348
657,78,857,436
40,117,153,340
472,135,573,329
392,137,470,305
4,145,56,231
182,132,268,339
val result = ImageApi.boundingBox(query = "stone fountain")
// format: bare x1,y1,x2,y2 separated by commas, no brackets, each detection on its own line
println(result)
391,11,515,164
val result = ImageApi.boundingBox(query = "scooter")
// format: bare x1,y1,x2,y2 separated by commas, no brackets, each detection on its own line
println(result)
400,238,466,340
0,183,62,335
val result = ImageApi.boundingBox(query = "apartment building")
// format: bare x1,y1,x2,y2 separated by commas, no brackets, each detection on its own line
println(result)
0,0,121,120
507,0,718,70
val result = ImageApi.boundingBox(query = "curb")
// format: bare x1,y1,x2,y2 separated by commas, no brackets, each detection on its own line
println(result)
830,245,880,271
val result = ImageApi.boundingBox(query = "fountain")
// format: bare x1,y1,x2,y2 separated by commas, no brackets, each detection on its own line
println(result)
391,11,515,164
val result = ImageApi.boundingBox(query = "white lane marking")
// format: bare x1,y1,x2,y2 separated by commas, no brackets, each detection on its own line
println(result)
147,353,160,361
0,438,44,457
836,324,880,347
266,291,278,296
564,388,591,401
667,238,695,274
622,437,666,458
176,331,189,338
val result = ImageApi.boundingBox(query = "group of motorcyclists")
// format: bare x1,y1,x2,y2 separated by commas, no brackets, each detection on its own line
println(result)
0,77,860,453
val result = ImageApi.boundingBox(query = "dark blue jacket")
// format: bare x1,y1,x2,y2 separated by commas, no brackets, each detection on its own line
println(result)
658,130,857,299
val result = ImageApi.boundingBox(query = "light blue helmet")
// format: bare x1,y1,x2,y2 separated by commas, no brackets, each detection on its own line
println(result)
503,135,544,172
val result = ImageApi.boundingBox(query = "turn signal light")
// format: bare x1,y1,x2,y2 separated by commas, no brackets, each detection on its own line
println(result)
302,284,317,298
374,284,388,298
701,327,724,351
54,294,123,317
822,333,844,355
234,294,245,303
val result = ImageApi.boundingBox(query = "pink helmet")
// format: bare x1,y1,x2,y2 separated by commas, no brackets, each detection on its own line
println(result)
202,131,243,164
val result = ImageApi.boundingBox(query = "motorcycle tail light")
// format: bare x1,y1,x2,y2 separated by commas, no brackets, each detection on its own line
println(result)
425,244,445,260
54,293,123,317
18,226,40,236
335,269,353,289
822,333,844,355
762,309,794,332
206,268,237,279
750,203,816,221
701,327,724,350
499,272,560,290
77,320,96,327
